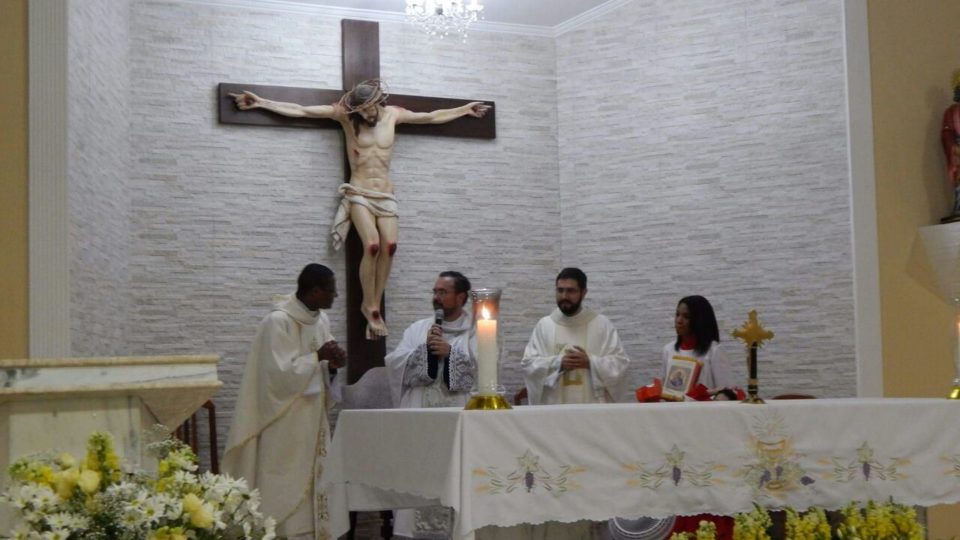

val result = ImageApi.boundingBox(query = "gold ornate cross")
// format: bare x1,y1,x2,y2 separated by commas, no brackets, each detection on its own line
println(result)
732,310,773,404
732,310,774,348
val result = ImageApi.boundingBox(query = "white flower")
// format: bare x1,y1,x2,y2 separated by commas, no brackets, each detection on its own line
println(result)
222,490,246,514
9,489,28,510
263,516,277,540
211,507,227,530
140,496,166,524
167,451,198,472
8,523,33,540
172,470,197,487
106,480,138,499
162,497,183,520
246,488,261,508
119,506,146,530
44,513,78,530
40,528,70,540
60,513,90,530
16,484,58,513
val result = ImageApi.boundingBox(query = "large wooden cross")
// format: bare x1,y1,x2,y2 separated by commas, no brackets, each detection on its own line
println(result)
218,20,496,384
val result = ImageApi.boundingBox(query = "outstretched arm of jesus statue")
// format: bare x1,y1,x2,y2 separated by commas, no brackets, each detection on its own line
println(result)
395,102,490,124
230,90,343,119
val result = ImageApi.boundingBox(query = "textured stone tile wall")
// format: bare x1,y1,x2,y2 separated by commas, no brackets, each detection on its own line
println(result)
68,0,133,356
65,0,857,464
555,0,856,397
124,0,560,456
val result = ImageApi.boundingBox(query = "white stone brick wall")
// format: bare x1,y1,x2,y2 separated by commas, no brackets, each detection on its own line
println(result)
122,0,560,457
65,0,856,462
68,0,132,356
556,0,855,397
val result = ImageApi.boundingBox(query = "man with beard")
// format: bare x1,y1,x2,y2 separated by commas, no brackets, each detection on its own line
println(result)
521,267,632,405
231,80,490,339
481,268,633,540
384,271,477,539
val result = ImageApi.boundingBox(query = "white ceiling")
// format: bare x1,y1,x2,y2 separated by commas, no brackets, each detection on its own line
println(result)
292,0,615,27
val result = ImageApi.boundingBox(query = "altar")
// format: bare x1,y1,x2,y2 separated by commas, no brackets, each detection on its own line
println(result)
324,399,960,539
0,355,221,478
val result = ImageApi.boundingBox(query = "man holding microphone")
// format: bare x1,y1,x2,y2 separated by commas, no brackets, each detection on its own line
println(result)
385,271,477,538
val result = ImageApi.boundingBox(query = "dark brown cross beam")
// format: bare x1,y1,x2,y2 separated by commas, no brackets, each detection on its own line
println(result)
218,19,495,385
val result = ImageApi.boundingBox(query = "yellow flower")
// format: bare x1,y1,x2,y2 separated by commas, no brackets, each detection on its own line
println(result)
57,453,76,469
38,465,57,487
189,503,215,529
55,467,80,499
77,469,101,494
695,519,718,540
148,526,188,540
182,493,203,513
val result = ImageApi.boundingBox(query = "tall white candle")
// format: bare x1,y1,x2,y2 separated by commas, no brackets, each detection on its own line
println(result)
476,308,498,394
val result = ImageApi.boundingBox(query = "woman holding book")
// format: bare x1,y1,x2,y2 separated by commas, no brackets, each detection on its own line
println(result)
661,295,734,396
661,295,736,539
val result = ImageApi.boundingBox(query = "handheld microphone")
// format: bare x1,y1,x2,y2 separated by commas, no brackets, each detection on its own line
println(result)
427,308,446,380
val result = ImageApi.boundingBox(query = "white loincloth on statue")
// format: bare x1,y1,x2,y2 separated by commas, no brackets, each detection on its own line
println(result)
330,183,399,250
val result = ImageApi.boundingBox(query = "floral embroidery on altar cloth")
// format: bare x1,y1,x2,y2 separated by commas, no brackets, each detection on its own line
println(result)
473,449,584,495
824,441,909,482
624,444,724,489
941,453,960,478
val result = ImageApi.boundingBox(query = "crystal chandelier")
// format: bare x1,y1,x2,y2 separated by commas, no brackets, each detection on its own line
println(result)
405,0,483,41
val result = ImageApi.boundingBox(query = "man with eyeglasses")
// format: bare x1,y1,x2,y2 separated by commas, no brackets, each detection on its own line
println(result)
222,263,347,540
385,270,477,539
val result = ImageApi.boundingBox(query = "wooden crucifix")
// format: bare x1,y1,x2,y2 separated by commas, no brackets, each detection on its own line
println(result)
218,20,495,384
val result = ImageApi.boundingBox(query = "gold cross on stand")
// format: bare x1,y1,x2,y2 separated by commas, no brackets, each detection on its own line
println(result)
732,310,774,404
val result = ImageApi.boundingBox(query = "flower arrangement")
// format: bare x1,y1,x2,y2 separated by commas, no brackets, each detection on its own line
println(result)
665,501,924,540
668,519,718,540
0,431,276,540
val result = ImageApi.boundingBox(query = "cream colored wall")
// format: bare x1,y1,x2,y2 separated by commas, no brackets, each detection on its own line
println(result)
0,0,28,360
868,0,960,534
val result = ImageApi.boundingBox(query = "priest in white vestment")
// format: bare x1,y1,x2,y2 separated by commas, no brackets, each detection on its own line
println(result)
482,268,632,540
222,264,347,540
385,271,477,539
521,267,632,405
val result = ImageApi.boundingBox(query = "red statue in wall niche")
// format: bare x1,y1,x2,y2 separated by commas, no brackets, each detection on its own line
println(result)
940,70,960,222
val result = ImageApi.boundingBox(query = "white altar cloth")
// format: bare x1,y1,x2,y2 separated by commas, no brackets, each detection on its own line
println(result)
324,398,960,539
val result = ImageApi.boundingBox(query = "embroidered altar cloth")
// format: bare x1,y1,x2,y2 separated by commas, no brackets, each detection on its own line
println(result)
324,398,960,539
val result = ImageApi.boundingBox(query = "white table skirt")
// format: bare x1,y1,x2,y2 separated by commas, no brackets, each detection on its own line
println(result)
323,398,960,539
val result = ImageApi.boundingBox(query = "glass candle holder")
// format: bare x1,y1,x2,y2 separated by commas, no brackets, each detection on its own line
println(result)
465,288,511,410
470,288,502,395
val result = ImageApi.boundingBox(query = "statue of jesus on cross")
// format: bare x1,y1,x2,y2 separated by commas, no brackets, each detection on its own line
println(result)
231,79,490,339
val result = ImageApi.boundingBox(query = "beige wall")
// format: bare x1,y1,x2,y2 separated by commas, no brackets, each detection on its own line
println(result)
868,0,960,534
0,0,28,359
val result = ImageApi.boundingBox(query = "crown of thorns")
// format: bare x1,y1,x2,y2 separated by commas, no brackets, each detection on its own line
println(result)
339,79,389,113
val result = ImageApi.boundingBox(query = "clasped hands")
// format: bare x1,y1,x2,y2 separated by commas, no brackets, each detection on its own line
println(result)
426,324,452,358
560,346,590,372
316,340,347,369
